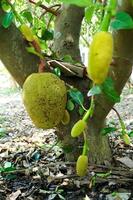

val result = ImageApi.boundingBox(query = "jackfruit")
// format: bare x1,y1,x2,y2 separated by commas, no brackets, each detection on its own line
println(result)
20,24,34,42
71,120,87,138
87,31,113,84
22,73,67,129
76,155,88,177
61,110,70,125
122,134,131,145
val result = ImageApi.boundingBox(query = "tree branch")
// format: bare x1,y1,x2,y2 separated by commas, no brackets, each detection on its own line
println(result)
28,0,59,16
40,4,61,18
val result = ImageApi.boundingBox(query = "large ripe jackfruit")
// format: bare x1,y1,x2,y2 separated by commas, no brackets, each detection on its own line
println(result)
22,73,67,129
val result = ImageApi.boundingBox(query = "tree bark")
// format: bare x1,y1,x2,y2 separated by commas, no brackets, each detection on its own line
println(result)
53,4,84,62
0,1,133,164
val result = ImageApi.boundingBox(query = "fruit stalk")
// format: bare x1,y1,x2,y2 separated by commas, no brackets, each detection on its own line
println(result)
82,95,94,122
100,0,117,31
112,107,126,135
82,131,89,156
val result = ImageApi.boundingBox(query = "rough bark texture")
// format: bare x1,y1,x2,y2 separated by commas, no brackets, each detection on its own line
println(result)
0,1,133,164
53,4,84,62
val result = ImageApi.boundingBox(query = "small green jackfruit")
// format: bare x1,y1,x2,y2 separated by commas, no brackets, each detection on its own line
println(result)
76,155,88,177
20,24,34,42
22,73,67,129
122,134,131,145
61,110,70,125
71,120,87,138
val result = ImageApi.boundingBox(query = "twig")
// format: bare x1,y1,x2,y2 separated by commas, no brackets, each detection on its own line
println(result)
112,107,122,122
40,4,61,18
81,35,89,47
29,0,59,16
112,107,126,132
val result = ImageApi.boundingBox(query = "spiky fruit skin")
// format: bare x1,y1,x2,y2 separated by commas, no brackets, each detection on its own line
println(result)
76,155,88,177
22,73,67,129
87,31,113,84
71,120,87,138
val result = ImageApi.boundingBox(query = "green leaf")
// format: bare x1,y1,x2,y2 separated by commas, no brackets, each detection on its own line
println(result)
128,131,133,137
100,78,120,103
45,0,51,3
85,5,95,23
26,47,44,59
4,161,12,169
21,10,33,23
66,99,75,111
0,167,4,172
62,55,74,63
2,11,14,28
32,151,41,161
61,0,92,7
1,0,11,12
42,29,53,41
101,127,117,136
2,162,15,172
68,88,84,106
58,194,65,200
53,67,61,77
87,85,102,97
96,172,111,178
110,11,133,30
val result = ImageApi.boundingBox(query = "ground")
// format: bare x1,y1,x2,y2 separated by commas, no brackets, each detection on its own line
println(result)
0,65,133,200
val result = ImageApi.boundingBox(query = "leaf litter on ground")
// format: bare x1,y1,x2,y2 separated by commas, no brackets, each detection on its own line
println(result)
0,71,133,199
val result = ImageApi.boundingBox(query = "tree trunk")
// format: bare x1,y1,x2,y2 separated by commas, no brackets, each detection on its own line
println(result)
53,2,133,164
53,5,112,163
53,4,84,61
0,1,133,164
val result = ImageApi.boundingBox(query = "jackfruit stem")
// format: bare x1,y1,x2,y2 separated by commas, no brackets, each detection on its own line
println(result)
82,132,89,156
112,107,126,135
100,0,117,32
83,96,94,122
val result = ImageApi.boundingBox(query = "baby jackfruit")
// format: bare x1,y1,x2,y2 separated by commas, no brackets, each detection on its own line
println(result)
20,24,34,42
71,120,87,138
61,110,70,125
76,155,88,177
22,73,67,129
87,31,113,84
122,134,131,145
